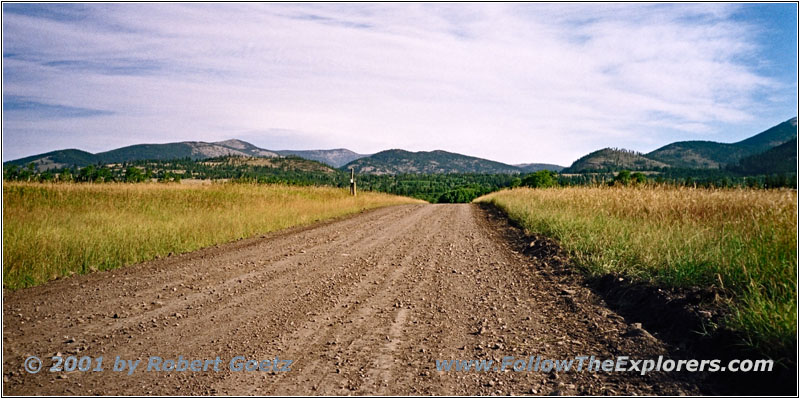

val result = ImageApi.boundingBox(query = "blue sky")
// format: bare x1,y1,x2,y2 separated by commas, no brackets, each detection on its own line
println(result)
2,3,797,165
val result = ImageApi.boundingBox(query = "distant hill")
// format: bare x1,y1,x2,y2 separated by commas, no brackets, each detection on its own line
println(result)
728,138,797,175
275,149,369,168
515,163,565,173
646,141,746,169
343,149,521,175
564,148,670,172
5,140,280,171
564,117,797,172
95,140,278,163
5,149,98,171
735,117,798,153
646,117,797,169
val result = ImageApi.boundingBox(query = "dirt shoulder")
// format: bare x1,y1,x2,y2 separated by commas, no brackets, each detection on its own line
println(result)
478,203,795,396
3,204,738,395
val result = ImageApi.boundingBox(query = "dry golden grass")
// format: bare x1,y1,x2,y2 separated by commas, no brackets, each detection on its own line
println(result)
477,186,797,358
3,182,423,289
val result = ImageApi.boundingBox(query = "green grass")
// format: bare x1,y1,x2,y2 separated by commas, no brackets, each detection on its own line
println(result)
3,182,423,289
476,186,796,359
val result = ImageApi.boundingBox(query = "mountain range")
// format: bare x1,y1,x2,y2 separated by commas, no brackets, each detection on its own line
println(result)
5,141,563,175
7,139,280,172
4,117,796,176
564,117,797,173
645,118,797,169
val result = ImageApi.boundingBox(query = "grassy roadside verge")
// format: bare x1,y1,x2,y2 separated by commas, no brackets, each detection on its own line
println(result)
3,182,424,289
475,186,796,359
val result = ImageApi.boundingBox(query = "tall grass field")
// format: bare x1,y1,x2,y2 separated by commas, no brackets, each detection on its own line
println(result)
3,182,423,289
476,186,796,358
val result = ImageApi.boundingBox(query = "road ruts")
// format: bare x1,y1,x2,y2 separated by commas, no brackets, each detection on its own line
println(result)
3,204,700,395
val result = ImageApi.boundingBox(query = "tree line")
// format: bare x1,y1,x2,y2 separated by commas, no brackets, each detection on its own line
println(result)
524,169,796,189
4,157,795,204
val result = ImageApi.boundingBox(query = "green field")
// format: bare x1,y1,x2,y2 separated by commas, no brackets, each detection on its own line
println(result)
3,182,423,289
476,186,797,359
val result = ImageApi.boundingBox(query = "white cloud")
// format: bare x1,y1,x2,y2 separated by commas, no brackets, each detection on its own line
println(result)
2,3,794,165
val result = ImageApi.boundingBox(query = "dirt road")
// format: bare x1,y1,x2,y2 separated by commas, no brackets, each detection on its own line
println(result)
4,204,703,395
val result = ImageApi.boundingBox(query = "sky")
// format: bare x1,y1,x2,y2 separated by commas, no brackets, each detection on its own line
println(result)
2,3,797,166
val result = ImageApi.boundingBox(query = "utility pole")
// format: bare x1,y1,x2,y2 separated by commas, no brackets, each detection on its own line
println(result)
349,168,357,196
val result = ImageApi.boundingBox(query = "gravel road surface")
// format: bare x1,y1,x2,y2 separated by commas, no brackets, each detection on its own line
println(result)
3,204,702,395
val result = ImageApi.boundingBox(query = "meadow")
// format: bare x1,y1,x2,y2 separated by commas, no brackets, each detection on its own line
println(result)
476,186,797,358
3,182,422,289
